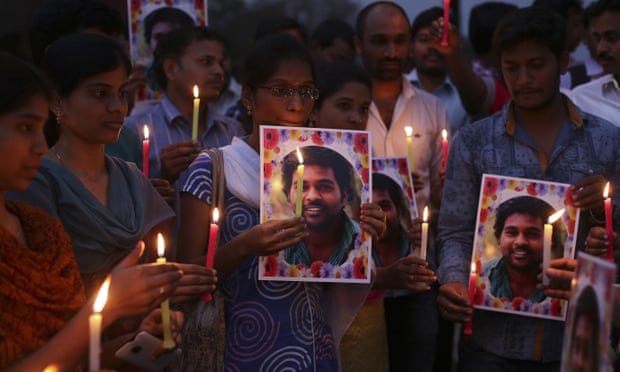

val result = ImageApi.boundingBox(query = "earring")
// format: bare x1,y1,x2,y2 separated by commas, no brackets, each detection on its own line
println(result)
54,111,63,124
246,106,252,116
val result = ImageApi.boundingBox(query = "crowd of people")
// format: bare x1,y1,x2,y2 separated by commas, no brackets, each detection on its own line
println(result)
0,0,619,371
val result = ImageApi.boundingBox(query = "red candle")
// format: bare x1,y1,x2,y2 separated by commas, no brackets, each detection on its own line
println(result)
201,208,220,302
441,129,449,170
441,0,450,46
604,182,614,262
464,261,475,335
142,125,150,178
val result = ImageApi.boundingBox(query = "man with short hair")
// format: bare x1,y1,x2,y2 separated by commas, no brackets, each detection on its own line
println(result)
436,7,620,369
485,196,560,303
355,3,445,370
569,0,620,127
124,26,243,186
281,146,359,266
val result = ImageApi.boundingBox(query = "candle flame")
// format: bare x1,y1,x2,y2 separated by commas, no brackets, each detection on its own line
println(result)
43,365,59,372
604,182,610,199
471,262,476,273
157,233,165,258
548,209,565,224
442,129,447,140
296,147,304,164
143,125,149,140
93,278,110,313
422,205,429,222
404,126,413,137
213,208,219,224
193,85,199,98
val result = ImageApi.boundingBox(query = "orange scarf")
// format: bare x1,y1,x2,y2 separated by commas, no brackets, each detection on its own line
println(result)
0,201,86,368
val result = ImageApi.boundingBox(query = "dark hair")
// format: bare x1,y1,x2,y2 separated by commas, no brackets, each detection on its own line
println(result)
41,32,131,145
372,173,409,224
152,26,225,91
570,285,600,371
493,195,562,252
587,0,620,20
411,7,449,39
0,52,52,116
314,62,372,110
468,2,518,55
281,145,353,201
493,6,567,59
242,33,315,89
254,16,307,42
30,0,125,66
143,7,195,46
532,0,583,19
311,19,355,49
356,1,410,38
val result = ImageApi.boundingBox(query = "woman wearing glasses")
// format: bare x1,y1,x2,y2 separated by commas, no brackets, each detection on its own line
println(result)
178,34,385,370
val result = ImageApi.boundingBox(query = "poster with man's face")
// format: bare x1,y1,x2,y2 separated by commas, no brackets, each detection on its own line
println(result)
470,174,580,320
561,253,615,372
258,126,371,283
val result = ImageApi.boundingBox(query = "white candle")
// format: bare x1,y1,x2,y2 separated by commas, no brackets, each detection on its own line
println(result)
192,85,200,141
420,206,429,260
295,148,304,217
89,278,110,372
404,126,415,172
542,209,564,286
157,234,176,349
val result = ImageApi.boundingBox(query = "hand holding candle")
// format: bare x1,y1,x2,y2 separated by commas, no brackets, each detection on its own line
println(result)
192,85,200,141
89,278,110,372
604,182,615,262
202,208,220,302
542,209,565,286
142,125,150,178
441,0,451,46
441,129,449,170
295,148,305,217
404,126,415,172
156,234,176,349
420,206,429,260
464,262,476,335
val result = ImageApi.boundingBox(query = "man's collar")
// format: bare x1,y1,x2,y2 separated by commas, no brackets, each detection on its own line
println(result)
504,94,584,136
161,95,186,124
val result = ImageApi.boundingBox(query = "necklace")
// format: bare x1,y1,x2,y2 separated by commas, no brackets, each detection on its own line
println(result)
51,147,106,184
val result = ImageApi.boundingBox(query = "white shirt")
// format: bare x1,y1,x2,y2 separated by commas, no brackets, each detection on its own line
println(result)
568,74,620,127
367,76,449,215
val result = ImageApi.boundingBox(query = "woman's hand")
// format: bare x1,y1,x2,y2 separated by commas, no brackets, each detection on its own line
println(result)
138,308,184,346
360,203,386,240
585,226,619,261
376,255,436,291
168,263,217,304
538,258,576,300
104,242,183,323
240,217,308,256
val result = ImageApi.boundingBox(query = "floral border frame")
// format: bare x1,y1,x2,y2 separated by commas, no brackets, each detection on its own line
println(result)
258,126,372,283
471,174,580,320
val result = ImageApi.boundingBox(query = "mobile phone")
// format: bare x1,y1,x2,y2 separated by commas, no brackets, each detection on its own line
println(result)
115,331,181,372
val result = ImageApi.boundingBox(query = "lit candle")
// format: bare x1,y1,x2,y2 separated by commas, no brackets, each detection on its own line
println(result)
441,129,449,170
192,85,200,141
420,206,429,260
89,278,110,372
464,261,475,335
142,125,150,178
542,209,565,286
441,0,450,46
201,208,219,302
604,182,614,262
404,126,415,172
295,148,304,217
156,234,176,349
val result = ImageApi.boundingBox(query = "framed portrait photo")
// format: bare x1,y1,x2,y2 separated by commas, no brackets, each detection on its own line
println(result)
470,174,580,320
561,253,616,372
127,1,207,66
371,157,418,220
258,126,372,283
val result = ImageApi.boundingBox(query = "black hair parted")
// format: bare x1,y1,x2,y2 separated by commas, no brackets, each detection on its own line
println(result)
314,62,371,110
0,52,52,116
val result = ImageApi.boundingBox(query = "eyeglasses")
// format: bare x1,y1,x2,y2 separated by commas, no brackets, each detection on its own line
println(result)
256,86,320,101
